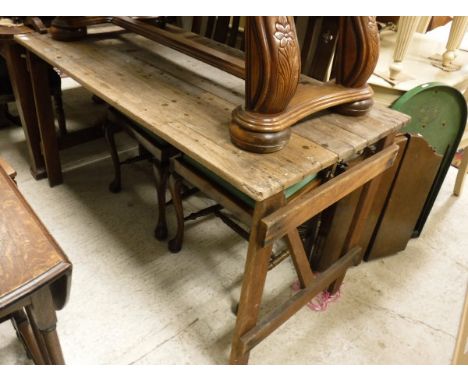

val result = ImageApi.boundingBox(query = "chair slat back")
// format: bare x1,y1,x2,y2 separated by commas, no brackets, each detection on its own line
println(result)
176,16,342,81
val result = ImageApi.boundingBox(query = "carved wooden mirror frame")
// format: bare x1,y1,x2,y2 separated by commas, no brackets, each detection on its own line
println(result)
47,16,380,153
232,16,379,152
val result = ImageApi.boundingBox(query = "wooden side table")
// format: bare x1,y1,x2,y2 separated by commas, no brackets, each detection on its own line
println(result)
0,158,72,364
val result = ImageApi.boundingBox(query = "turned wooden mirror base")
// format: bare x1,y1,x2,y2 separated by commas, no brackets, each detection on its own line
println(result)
230,82,375,153
231,15,378,153
230,99,374,153
48,17,110,41
49,25,87,41
47,16,379,153
333,98,375,117
229,123,292,154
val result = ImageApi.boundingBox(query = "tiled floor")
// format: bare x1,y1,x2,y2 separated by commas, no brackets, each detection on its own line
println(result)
0,80,467,364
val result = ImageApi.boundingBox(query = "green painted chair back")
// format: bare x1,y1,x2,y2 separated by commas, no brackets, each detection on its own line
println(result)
391,82,467,235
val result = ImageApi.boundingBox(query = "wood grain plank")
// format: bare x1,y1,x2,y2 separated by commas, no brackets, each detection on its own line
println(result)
15,32,408,201
319,105,410,145
293,113,367,161
0,157,16,179
259,144,399,246
0,165,70,309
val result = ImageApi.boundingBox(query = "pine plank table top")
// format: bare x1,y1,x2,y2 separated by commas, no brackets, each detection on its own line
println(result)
0,160,71,311
15,30,410,201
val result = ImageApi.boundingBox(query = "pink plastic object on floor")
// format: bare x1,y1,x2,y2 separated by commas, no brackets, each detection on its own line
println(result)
291,280,341,311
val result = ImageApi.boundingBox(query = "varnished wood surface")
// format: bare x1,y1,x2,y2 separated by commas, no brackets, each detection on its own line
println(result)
0,24,31,40
21,17,381,153
366,135,443,260
15,31,409,201
1,43,47,179
0,158,17,179
230,16,379,152
113,17,245,79
0,164,71,310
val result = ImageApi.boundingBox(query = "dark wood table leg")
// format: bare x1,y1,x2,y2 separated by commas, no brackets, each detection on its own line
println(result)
168,172,185,253
26,51,63,187
153,158,169,241
26,287,65,365
10,309,46,364
3,43,46,179
229,193,284,365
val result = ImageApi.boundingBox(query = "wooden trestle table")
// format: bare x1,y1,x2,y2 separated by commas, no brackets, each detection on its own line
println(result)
11,28,409,363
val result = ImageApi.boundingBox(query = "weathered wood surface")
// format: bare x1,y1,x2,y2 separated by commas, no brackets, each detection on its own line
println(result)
15,32,409,201
239,246,362,354
259,144,400,246
0,163,71,310
294,106,409,161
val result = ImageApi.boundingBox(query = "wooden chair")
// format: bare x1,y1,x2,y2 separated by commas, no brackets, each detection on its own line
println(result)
388,16,468,80
313,83,467,266
176,16,343,82
390,83,467,234
184,16,245,50
0,55,67,134
166,138,398,362
453,79,468,196
453,130,468,196
167,155,319,253
49,16,379,154
162,16,353,253
103,107,179,240
453,283,468,364
0,158,72,364
100,16,335,244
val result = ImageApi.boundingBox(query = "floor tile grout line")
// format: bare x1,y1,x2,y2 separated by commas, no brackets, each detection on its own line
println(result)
129,318,200,365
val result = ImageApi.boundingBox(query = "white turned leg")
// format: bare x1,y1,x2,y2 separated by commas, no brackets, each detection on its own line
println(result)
443,16,468,67
389,16,421,80
416,16,432,33
454,148,468,196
